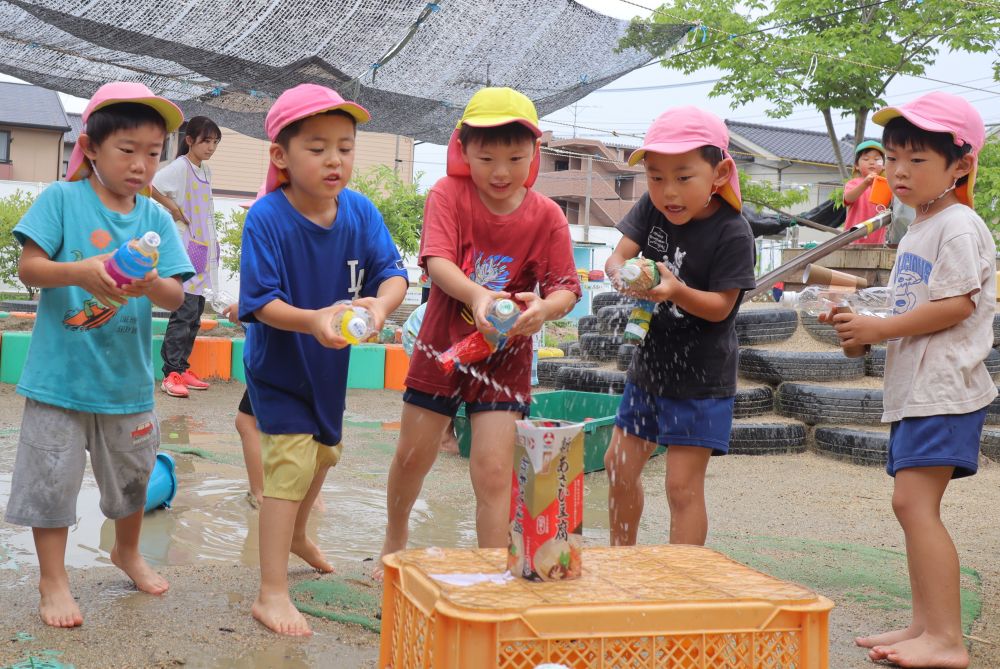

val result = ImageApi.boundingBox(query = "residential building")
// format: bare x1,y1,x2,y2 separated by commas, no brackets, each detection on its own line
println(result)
0,82,70,183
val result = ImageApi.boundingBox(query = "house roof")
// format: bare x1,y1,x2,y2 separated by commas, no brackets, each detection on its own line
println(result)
65,113,84,145
726,120,859,167
0,82,70,132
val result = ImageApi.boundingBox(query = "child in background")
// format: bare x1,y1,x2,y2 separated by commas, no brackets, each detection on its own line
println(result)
831,92,993,669
401,302,459,454
376,87,580,577
3,82,193,627
843,140,888,245
604,107,756,548
151,116,222,397
239,84,407,636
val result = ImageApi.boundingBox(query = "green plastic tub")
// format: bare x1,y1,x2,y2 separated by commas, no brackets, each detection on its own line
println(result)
0,331,31,385
455,390,625,473
152,317,169,335
231,338,245,382
347,344,386,389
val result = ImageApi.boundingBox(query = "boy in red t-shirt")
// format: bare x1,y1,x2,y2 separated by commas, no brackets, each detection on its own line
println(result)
375,88,581,577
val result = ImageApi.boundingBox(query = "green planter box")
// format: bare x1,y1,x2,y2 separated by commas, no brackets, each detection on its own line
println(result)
454,390,653,473
152,317,169,335
347,344,385,389
151,335,165,381
0,331,32,385
231,338,245,383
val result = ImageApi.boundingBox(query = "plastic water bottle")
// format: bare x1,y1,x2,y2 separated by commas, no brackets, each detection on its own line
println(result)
334,300,374,344
104,231,160,287
486,298,520,340
779,285,842,316
203,288,236,314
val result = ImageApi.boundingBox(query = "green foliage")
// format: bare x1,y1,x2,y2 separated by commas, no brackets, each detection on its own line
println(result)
0,190,35,296
620,1,1000,175
977,135,1000,240
215,207,246,277
738,171,809,211
350,165,424,257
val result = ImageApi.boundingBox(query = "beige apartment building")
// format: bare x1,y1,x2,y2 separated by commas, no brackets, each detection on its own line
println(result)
0,82,70,183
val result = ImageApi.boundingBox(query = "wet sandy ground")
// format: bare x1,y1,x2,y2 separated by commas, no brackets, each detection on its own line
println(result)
1,381,998,668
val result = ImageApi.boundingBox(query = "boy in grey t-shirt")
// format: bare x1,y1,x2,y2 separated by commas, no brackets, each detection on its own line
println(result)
830,92,993,669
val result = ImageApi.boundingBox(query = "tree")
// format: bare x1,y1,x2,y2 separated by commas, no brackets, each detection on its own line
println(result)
620,1,1000,180
0,190,36,297
976,134,1000,240
216,207,246,277
739,171,809,212
350,165,424,257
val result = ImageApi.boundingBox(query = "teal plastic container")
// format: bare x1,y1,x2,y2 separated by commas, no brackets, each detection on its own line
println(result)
455,390,632,473
152,317,169,335
151,335,165,381
347,344,386,389
231,338,245,382
144,452,177,512
0,331,32,385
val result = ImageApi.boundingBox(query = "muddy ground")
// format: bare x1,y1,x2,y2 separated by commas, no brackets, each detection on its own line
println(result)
0,381,998,668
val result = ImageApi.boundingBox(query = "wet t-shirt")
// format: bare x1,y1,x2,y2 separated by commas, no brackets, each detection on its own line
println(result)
617,193,756,398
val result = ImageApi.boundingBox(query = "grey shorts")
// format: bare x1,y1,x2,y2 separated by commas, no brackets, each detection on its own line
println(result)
4,399,159,528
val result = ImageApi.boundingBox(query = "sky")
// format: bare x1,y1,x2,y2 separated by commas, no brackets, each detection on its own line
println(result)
3,0,997,193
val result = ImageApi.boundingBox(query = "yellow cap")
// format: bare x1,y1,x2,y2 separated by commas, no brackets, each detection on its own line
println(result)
456,87,541,136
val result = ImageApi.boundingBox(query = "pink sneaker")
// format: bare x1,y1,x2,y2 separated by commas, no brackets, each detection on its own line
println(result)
180,370,209,390
161,372,189,398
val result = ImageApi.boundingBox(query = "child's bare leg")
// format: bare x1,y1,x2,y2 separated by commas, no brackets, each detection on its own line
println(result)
236,410,263,508
468,411,517,548
33,527,83,628
870,467,969,668
253,496,311,636
605,427,657,546
376,404,450,577
110,509,169,594
664,445,712,545
290,466,333,573
857,549,925,649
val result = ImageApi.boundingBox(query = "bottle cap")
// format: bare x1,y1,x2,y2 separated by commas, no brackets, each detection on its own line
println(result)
345,315,368,340
494,299,516,317
139,231,161,250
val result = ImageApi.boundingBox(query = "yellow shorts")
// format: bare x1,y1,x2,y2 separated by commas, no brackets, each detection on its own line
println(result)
260,433,343,501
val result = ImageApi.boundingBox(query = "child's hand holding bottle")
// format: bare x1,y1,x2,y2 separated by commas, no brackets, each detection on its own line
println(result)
309,302,351,349
507,292,549,337
470,288,511,337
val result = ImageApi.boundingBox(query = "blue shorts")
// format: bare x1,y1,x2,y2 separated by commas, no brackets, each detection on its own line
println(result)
614,382,734,455
887,409,986,479
402,388,529,419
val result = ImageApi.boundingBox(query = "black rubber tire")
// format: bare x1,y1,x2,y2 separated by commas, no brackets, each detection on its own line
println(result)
579,333,625,361
0,299,38,313
577,315,600,335
799,312,843,347
733,386,774,419
728,422,807,455
868,347,1000,380
617,343,637,371
735,308,797,346
566,343,581,358
994,313,1000,347
739,348,864,383
536,359,598,386
153,309,172,319
987,390,1000,425
597,305,632,335
776,382,883,425
592,292,634,312
557,341,575,355
814,427,889,466
556,367,627,394
981,428,1000,461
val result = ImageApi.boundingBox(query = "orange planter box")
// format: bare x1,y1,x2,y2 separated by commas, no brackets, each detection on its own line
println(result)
189,336,232,380
199,318,218,332
384,344,410,392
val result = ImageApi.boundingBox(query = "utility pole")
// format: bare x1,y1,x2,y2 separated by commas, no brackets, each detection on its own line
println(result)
583,155,593,243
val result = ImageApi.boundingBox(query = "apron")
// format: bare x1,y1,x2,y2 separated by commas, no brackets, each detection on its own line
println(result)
177,156,219,295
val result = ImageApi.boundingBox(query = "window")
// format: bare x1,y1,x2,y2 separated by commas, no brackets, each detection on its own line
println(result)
0,130,10,162
554,159,569,171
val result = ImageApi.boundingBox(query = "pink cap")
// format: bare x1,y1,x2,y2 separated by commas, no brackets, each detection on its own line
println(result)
628,106,742,211
872,92,985,206
66,82,184,190
262,84,370,194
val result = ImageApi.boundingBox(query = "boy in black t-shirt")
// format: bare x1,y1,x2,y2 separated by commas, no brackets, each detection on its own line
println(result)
604,107,756,546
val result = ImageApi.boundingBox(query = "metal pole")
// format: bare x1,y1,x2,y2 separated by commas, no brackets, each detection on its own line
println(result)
583,155,592,243
744,210,891,302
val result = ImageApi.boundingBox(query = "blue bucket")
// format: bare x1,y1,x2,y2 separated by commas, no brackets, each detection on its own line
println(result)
144,452,177,513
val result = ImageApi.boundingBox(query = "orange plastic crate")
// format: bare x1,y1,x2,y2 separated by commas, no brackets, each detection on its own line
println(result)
379,545,833,669
188,336,232,380
384,344,410,392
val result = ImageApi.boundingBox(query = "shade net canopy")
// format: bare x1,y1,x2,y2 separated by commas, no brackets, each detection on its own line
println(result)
0,0,684,143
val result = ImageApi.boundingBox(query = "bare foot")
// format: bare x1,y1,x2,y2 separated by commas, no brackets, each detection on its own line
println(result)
372,534,407,582
110,547,169,595
252,593,312,636
38,577,83,628
857,625,922,649
290,537,334,573
874,633,969,668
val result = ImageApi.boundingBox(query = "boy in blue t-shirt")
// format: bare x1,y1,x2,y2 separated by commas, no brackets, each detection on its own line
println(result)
4,82,193,628
239,84,407,636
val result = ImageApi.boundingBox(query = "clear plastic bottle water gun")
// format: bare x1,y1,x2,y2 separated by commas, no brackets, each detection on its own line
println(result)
333,300,376,345
619,258,658,343
104,231,160,287
436,298,520,374
202,288,236,314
